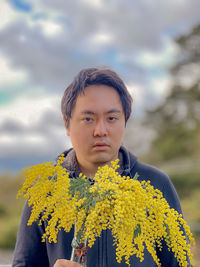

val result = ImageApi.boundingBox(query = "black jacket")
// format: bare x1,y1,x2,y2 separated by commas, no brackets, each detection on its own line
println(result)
12,147,188,267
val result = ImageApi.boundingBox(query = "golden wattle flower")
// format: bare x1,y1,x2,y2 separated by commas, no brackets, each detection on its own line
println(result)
17,155,195,267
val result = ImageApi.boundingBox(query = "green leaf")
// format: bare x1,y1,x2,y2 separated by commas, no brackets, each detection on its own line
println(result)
134,224,141,238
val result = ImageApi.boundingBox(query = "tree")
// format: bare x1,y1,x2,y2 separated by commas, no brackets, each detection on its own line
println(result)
145,24,200,161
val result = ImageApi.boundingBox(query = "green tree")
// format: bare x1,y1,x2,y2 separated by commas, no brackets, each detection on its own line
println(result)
145,24,200,161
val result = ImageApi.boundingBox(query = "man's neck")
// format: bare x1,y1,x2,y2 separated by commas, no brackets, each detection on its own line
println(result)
77,159,115,178
78,162,103,178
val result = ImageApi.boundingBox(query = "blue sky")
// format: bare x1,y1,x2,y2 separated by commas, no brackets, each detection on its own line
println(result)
1,0,200,173
9,0,32,12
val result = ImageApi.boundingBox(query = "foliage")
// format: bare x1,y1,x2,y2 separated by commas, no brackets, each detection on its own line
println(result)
0,172,25,250
0,218,20,249
144,23,200,161
17,155,194,267
142,157,200,199
170,171,200,199
181,189,200,230
138,23,200,265
0,204,6,217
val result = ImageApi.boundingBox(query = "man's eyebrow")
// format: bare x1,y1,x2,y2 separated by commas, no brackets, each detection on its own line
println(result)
107,109,122,114
80,109,122,115
80,110,95,115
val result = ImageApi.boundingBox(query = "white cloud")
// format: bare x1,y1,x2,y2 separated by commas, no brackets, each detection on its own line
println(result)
25,134,46,143
126,83,148,118
135,37,179,68
0,0,39,31
127,83,144,103
38,20,64,36
0,53,27,84
0,134,44,147
0,0,18,30
91,32,112,45
84,0,103,8
0,94,60,125
151,76,172,98
0,135,15,144
0,94,70,163
86,32,113,53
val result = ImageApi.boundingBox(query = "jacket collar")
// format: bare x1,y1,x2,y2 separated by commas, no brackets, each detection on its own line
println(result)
56,146,137,178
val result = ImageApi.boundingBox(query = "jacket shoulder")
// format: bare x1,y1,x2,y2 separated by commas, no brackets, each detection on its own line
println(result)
129,156,182,213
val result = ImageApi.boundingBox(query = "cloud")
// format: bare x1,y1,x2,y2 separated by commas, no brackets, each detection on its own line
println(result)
9,0,33,12
1,0,19,30
1,0,200,95
1,0,200,172
37,0,200,50
0,95,71,172
0,53,27,85
38,20,64,36
2,0,200,99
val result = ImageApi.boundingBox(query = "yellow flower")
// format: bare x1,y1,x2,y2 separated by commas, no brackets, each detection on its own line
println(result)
18,157,195,267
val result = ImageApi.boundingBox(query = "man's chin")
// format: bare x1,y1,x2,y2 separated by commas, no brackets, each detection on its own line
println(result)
91,152,116,165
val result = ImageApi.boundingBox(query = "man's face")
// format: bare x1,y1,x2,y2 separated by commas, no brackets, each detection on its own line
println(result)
65,84,125,174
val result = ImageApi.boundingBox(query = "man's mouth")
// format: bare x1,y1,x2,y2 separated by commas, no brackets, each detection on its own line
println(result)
94,141,109,146
93,142,110,150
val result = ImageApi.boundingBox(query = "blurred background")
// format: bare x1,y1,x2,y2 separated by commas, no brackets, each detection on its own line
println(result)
0,0,200,265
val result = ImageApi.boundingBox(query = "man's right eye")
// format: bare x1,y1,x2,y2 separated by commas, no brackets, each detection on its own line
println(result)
84,117,93,122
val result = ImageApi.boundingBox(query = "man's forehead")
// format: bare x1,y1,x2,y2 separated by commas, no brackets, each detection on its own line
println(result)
72,84,124,116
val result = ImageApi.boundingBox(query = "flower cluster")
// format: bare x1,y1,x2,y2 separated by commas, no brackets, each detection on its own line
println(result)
18,156,195,267
18,154,79,243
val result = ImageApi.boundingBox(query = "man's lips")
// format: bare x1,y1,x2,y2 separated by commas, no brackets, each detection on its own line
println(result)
93,142,110,150
93,142,109,147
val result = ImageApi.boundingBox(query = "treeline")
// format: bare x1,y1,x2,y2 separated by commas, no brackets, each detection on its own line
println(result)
141,23,200,233
144,23,200,163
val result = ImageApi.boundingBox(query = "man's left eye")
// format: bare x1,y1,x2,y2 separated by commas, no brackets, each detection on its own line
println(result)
84,117,92,122
108,117,116,121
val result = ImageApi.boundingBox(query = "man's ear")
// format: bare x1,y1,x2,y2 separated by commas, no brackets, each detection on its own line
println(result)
63,115,70,136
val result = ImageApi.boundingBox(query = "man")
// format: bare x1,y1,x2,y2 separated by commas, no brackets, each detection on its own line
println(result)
13,67,188,267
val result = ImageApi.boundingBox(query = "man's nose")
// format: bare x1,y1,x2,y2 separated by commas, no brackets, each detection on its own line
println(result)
93,120,108,137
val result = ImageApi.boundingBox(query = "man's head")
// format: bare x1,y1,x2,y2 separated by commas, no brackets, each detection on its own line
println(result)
61,67,133,176
61,67,132,127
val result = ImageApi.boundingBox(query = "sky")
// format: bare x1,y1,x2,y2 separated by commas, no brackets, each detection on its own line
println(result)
0,0,200,174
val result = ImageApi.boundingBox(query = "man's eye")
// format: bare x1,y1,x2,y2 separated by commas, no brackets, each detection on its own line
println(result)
84,117,93,122
108,117,116,121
